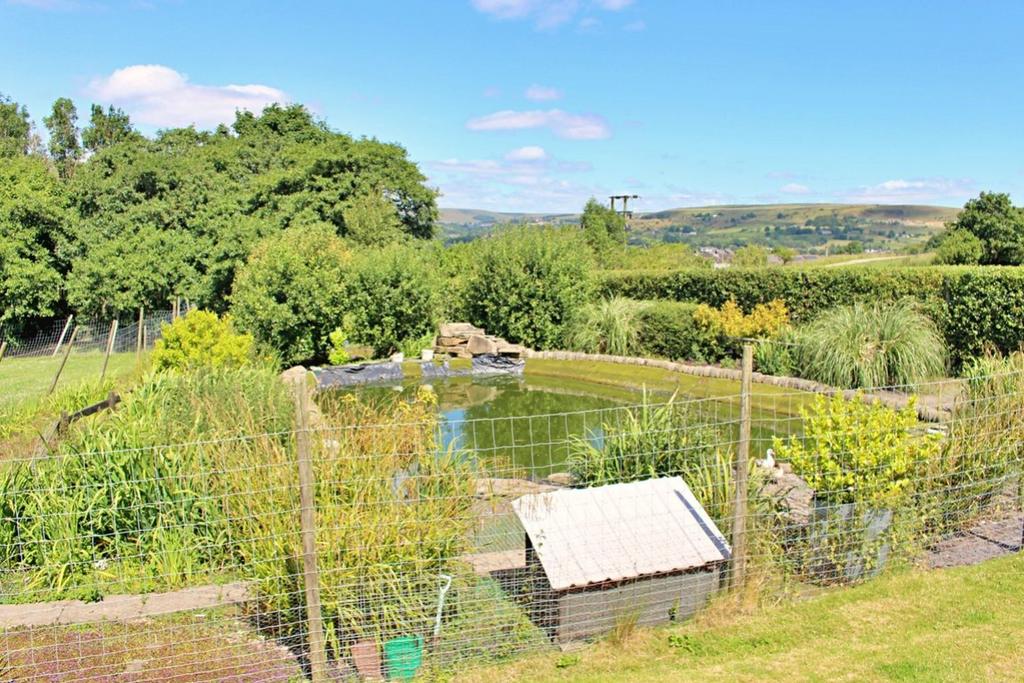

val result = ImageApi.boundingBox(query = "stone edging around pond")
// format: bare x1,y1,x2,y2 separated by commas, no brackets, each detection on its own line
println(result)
526,350,950,424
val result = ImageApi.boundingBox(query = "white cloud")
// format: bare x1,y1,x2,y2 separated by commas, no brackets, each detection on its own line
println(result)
844,177,975,204
466,109,611,140
505,145,548,161
87,64,288,128
429,148,596,212
524,84,563,101
471,0,633,29
780,182,812,195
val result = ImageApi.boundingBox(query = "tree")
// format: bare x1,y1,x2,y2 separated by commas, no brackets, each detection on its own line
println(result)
580,198,626,254
43,97,81,179
464,227,594,349
82,104,139,153
342,190,405,246
934,229,983,265
945,192,1024,265
230,224,352,366
0,93,32,157
0,156,68,330
772,246,797,264
731,244,769,267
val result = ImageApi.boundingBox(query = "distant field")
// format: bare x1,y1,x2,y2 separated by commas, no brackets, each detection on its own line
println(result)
440,203,959,252
0,351,143,410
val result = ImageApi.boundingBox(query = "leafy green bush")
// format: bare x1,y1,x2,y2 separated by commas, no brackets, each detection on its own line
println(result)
934,229,982,265
152,309,254,371
773,393,940,506
230,224,351,366
795,300,946,389
692,299,789,360
731,244,769,268
464,227,593,349
345,244,442,357
601,266,1024,368
568,297,647,355
753,330,799,376
633,301,710,361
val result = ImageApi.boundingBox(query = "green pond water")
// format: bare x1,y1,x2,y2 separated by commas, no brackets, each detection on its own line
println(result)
333,372,801,478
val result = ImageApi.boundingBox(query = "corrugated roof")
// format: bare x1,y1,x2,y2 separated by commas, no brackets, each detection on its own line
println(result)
511,476,731,591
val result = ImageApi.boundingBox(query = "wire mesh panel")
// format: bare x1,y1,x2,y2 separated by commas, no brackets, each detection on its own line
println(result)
0,366,1020,681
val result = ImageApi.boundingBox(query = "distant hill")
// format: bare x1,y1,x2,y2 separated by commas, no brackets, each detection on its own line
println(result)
440,203,959,251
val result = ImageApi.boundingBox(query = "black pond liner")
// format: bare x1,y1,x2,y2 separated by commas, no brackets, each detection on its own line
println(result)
314,354,525,388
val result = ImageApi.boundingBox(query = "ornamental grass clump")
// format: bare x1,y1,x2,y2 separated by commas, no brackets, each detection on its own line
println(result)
568,297,647,356
795,300,946,389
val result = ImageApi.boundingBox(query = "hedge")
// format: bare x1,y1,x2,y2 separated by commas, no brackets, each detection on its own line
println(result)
635,301,707,362
602,266,1024,367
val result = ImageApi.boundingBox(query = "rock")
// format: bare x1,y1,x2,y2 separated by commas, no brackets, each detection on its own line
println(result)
475,478,557,500
436,336,469,347
545,472,574,487
279,365,308,385
497,343,526,358
467,334,499,355
762,468,813,526
439,322,484,338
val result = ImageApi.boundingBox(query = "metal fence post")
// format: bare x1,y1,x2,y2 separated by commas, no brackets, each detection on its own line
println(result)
48,326,79,396
730,343,753,588
293,375,328,682
100,319,119,383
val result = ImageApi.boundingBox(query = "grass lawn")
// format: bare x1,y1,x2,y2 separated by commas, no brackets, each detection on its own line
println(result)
0,351,144,409
460,554,1024,682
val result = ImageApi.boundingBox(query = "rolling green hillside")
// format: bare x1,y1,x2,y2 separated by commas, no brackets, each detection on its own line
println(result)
440,203,960,252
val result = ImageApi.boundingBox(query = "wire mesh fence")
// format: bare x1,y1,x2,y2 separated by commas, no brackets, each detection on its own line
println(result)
0,360,1021,681
0,309,189,417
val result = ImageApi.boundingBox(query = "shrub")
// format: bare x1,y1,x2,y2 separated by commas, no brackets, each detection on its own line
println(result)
464,227,593,349
773,393,940,507
795,300,946,389
568,297,647,355
345,244,442,357
634,301,708,361
731,244,769,268
753,329,799,376
599,265,1024,368
230,224,351,366
934,229,982,265
692,299,789,361
152,309,254,371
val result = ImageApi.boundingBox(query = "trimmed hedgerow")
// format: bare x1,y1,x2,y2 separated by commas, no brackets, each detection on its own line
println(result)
601,266,1024,367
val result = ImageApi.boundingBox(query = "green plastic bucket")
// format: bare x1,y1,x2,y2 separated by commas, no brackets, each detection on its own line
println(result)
383,635,423,681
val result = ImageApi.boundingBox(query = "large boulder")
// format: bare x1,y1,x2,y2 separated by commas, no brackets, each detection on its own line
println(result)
467,334,499,355
439,322,484,338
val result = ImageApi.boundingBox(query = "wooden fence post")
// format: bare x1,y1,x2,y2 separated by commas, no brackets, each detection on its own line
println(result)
48,326,79,396
293,375,328,683
730,343,753,589
100,319,119,383
52,315,74,357
0,340,7,365
136,307,145,362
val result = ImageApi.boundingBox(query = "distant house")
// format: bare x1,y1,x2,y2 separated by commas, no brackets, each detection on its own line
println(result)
511,476,731,643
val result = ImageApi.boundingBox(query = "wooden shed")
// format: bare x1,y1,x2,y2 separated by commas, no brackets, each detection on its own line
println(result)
511,476,731,643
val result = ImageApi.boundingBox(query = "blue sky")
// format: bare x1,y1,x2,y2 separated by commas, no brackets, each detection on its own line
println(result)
2,0,1022,212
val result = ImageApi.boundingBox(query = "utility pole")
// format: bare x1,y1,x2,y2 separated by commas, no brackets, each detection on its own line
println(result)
608,194,640,220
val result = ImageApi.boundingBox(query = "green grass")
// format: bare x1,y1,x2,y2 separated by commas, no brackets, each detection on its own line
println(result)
460,554,1024,682
0,351,143,410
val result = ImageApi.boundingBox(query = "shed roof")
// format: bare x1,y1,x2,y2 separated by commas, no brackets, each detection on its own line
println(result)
511,476,731,591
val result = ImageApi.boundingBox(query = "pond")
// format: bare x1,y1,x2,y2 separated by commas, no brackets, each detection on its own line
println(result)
329,368,802,478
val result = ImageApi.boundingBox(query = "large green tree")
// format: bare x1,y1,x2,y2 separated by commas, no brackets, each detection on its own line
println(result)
0,94,32,158
0,156,68,330
43,97,82,180
580,198,627,254
82,104,140,153
945,192,1024,265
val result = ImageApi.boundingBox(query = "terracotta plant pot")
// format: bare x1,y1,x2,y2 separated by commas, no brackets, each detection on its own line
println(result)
350,639,383,681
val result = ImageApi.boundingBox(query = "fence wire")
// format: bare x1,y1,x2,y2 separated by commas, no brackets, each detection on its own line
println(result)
0,368,1021,681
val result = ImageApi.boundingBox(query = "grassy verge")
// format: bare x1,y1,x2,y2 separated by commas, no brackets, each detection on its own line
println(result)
0,351,143,409
459,554,1024,682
